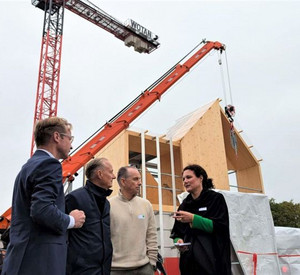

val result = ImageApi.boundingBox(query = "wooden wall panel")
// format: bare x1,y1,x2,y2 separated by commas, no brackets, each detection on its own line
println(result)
180,100,229,190
128,132,180,156
128,131,184,208
236,165,264,194
94,130,129,196
160,148,184,196
220,107,264,193
145,170,175,207
221,111,257,170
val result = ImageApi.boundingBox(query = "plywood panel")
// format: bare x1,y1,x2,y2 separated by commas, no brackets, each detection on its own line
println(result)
94,130,129,196
180,100,229,190
221,110,258,170
128,131,184,207
152,204,177,213
144,171,175,207
128,132,180,157
220,106,264,193
236,165,264,194
129,135,157,156
160,149,183,189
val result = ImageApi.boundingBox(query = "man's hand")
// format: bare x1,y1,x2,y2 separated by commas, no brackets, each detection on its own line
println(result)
69,209,85,228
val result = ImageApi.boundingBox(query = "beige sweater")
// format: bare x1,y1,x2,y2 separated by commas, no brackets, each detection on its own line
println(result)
109,192,158,270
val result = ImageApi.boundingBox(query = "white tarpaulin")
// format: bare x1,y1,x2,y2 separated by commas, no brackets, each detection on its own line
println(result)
219,190,280,275
275,226,300,274
219,191,281,275
178,190,281,274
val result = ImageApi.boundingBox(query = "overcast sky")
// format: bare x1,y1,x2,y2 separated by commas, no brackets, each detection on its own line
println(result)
0,0,299,214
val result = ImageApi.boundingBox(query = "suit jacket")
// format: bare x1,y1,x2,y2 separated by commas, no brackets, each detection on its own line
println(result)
2,150,70,275
66,180,113,275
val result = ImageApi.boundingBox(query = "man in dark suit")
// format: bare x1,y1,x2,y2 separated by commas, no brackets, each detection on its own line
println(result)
66,157,115,275
2,117,86,275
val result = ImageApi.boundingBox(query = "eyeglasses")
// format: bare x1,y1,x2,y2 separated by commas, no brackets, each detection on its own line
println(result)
59,133,74,143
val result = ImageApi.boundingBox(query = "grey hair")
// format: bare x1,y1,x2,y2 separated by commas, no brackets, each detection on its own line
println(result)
85,158,108,180
117,166,129,185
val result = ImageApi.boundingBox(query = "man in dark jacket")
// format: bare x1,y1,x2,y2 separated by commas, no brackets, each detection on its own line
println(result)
2,117,86,275
66,157,115,275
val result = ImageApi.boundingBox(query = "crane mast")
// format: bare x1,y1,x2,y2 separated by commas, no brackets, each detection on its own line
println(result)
31,0,65,156
30,0,159,156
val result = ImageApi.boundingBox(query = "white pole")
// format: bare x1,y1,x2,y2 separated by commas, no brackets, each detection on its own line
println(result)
141,131,146,199
156,135,164,257
169,138,177,213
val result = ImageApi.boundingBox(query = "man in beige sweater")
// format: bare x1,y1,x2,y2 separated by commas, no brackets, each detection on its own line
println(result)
109,166,158,275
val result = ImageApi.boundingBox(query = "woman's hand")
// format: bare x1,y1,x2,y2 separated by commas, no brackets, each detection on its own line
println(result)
175,239,190,253
173,210,194,223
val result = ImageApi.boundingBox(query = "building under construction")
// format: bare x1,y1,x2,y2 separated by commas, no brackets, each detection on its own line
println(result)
88,98,265,274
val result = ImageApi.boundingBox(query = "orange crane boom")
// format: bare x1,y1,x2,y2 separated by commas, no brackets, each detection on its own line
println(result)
62,40,224,181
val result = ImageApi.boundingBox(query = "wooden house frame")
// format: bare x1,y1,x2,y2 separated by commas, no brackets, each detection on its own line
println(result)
93,99,264,212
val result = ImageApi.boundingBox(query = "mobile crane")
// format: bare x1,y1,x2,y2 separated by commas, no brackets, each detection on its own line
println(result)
61,40,224,182
0,40,225,260
30,0,159,156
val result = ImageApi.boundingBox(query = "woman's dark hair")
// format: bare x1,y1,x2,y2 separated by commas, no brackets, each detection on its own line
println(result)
183,164,214,190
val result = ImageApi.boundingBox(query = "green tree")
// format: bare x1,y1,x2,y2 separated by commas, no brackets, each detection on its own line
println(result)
269,198,300,228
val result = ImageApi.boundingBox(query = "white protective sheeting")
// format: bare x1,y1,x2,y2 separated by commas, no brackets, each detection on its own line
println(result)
275,226,300,274
218,191,281,275
177,190,281,274
165,100,215,141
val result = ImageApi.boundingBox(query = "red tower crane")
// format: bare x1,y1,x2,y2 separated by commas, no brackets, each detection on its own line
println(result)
30,0,160,156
